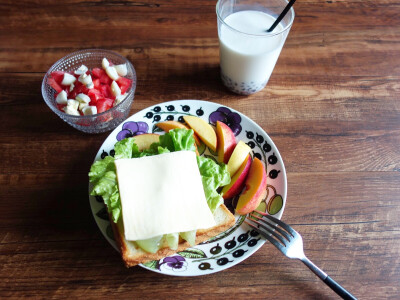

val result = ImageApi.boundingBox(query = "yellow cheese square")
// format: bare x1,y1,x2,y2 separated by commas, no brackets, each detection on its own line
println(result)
115,151,216,241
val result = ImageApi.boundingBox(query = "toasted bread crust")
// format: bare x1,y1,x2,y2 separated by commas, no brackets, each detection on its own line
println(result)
109,204,235,267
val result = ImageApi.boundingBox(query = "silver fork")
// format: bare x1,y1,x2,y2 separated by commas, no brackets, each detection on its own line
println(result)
245,211,357,300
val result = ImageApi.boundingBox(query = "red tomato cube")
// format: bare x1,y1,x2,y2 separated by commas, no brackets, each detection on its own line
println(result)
92,68,105,79
100,84,113,99
93,78,101,90
96,98,114,113
50,71,65,85
57,104,66,112
48,77,63,93
116,77,132,94
75,81,89,94
87,88,103,104
100,74,112,85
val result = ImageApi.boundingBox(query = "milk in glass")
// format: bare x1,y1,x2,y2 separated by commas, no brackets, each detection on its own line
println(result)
219,10,285,95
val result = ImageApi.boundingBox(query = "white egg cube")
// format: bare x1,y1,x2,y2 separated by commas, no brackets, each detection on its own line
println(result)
106,66,119,81
67,99,79,110
111,81,121,97
61,73,76,86
78,73,93,86
79,102,88,111
55,90,68,105
74,65,88,75
82,106,97,115
76,93,91,104
63,105,80,116
69,82,75,92
114,63,128,76
102,58,110,69
114,93,127,106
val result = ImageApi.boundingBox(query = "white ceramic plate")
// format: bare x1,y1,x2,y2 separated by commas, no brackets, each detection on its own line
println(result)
89,100,287,276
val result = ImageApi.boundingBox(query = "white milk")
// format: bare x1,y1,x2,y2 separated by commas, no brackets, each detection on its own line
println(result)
219,10,285,94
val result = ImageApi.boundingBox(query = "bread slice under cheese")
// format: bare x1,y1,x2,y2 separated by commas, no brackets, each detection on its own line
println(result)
109,203,235,267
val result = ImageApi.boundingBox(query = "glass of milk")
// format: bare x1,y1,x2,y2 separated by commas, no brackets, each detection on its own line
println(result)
216,0,295,95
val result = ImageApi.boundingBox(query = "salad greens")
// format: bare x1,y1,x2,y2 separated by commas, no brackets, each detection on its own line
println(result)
89,128,230,224
197,155,230,212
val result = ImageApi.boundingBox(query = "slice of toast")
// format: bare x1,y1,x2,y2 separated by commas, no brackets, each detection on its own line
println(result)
109,204,235,267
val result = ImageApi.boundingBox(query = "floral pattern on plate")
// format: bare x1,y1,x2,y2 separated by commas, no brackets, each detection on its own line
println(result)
89,100,287,276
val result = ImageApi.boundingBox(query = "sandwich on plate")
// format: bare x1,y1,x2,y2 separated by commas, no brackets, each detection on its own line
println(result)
89,128,235,267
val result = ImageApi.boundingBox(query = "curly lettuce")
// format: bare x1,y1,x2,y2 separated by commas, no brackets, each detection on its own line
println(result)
197,156,230,212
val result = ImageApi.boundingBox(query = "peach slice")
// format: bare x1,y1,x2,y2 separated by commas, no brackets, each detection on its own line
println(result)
221,154,252,199
156,121,202,146
226,140,251,177
235,158,268,215
216,121,237,164
183,116,217,152
134,134,160,151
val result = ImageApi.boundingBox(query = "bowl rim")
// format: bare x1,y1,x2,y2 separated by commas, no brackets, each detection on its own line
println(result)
41,48,136,120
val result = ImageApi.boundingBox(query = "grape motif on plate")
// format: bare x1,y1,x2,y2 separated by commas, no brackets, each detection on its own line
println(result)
116,121,149,141
209,107,242,136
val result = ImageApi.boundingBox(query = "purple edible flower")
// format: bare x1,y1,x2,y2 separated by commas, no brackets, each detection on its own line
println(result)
116,121,149,141
209,107,242,136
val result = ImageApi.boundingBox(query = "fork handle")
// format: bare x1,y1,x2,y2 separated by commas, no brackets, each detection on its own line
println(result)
324,276,357,300
302,257,357,300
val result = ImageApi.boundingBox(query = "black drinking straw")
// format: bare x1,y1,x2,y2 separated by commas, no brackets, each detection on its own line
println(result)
267,0,296,32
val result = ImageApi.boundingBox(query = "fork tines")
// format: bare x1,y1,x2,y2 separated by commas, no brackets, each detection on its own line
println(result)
244,211,296,252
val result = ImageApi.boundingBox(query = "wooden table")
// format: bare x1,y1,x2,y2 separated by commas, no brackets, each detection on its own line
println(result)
1,0,399,299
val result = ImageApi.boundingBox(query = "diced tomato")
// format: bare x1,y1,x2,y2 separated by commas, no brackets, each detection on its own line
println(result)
69,81,88,99
100,84,113,99
69,90,77,100
93,78,101,90
92,68,105,79
57,104,65,111
75,81,89,94
50,71,65,85
69,88,77,99
48,60,129,116
48,77,63,93
116,77,132,94
96,98,114,113
63,87,70,96
87,88,103,104
100,73,112,85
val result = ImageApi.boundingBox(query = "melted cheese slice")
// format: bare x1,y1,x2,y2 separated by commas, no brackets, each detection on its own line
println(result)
115,151,216,241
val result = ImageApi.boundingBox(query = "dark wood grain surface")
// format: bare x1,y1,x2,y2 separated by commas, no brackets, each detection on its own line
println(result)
1,0,399,299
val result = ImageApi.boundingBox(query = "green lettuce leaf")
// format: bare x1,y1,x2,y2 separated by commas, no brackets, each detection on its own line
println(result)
159,128,196,152
197,156,231,212
114,137,139,159
90,170,120,222
108,189,121,223
88,156,115,183
139,143,170,157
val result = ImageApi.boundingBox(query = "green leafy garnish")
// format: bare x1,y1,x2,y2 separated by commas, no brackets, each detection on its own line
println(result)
114,137,138,159
197,156,231,212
